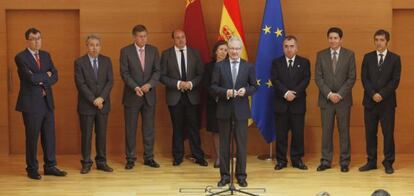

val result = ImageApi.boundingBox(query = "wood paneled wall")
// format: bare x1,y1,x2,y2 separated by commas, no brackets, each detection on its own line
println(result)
0,0,413,156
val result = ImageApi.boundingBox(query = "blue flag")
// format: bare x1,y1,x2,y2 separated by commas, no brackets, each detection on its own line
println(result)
252,0,285,143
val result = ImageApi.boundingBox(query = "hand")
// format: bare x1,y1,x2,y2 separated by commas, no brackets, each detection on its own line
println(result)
285,91,296,102
237,88,246,97
135,86,144,97
227,89,238,98
329,93,341,104
182,81,192,91
372,93,383,103
93,97,104,108
141,83,151,93
47,71,52,77
178,81,187,91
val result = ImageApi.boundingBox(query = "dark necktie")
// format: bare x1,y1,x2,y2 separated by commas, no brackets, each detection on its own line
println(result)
379,53,384,67
288,59,293,77
93,59,98,79
180,49,187,81
35,53,41,69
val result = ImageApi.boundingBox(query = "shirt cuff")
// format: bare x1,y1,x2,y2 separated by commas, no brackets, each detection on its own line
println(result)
327,92,333,99
177,81,181,90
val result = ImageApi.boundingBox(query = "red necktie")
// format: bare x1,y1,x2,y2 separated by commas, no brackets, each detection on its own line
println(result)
35,53,41,69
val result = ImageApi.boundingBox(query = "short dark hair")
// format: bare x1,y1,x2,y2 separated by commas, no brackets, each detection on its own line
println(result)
284,35,298,42
374,29,390,41
211,40,228,60
327,27,343,38
171,29,185,38
371,189,390,196
132,24,147,35
25,28,41,40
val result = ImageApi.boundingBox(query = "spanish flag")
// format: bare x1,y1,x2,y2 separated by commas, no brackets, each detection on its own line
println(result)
218,0,248,60
183,0,210,63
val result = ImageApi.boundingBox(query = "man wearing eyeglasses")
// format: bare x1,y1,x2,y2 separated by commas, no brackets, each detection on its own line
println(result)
15,27,67,180
211,36,257,187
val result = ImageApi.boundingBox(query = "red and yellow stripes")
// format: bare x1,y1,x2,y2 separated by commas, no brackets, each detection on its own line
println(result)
218,0,248,60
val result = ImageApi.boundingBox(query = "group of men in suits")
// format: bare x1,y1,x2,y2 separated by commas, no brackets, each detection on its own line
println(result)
15,25,400,184
271,27,400,175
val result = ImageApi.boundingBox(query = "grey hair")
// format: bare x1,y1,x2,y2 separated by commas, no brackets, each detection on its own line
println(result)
227,36,243,48
86,34,101,44
316,191,330,196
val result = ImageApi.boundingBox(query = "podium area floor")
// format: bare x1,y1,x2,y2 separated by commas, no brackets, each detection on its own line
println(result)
0,154,413,196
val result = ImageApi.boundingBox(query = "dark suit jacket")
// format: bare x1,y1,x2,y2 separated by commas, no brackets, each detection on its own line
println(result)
74,54,114,115
361,50,401,109
211,59,257,120
15,49,58,113
271,55,310,114
160,46,204,106
315,47,356,108
120,44,160,107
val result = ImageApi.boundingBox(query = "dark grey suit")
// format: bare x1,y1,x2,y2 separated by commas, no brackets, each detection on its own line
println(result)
74,54,113,167
315,47,356,167
160,46,205,161
120,43,160,162
211,59,257,181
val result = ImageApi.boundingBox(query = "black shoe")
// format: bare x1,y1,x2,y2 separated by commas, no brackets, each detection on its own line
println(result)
340,165,349,173
195,159,208,167
384,165,394,174
173,159,183,166
80,165,91,174
44,167,67,176
97,164,113,172
217,178,230,187
27,171,41,180
292,161,308,170
316,164,331,171
359,163,377,172
125,161,135,170
144,159,160,168
237,179,248,187
274,163,287,170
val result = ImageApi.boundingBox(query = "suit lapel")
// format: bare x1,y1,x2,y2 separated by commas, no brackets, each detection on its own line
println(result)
170,48,181,78
186,48,193,80
223,59,233,87
97,55,105,81
324,50,335,75
83,55,97,81
24,49,40,71
143,46,150,76
235,60,246,87
129,44,144,73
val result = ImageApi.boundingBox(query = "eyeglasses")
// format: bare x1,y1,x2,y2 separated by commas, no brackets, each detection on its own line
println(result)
228,47,241,51
28,37,42,41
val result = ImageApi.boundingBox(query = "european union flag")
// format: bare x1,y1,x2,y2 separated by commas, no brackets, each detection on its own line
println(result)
252,0,285,143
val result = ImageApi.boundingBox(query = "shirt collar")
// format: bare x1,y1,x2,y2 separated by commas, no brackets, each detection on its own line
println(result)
330,47,341,55
230,58,241,64
377,49,388,57
88,54,98,62
285,55,296,63
135,43,145,51
175,46,187,51
27,48,38,55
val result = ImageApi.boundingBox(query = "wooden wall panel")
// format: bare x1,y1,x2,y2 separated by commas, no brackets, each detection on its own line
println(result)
0,0,413,157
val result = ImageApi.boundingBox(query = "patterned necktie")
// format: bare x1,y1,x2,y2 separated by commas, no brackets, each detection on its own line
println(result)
139,48,145,71
378,53,384,67
332,51,338,73
35,53,41,69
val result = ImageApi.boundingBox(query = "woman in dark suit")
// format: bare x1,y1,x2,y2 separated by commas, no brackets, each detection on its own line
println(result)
203,40,228,168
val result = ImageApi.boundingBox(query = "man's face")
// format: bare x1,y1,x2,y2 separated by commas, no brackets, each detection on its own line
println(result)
173,30,186,49
328,32,342,50
283,39,298,59
87,38,101,58
374,35,388,52
134,31,148,47
228,40,242,60
27,32,42,51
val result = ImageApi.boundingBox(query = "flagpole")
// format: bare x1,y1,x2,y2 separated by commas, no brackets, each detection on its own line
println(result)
257,142,275,161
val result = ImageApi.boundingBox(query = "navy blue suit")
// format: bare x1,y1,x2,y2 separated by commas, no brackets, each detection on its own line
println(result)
15,48,58,172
